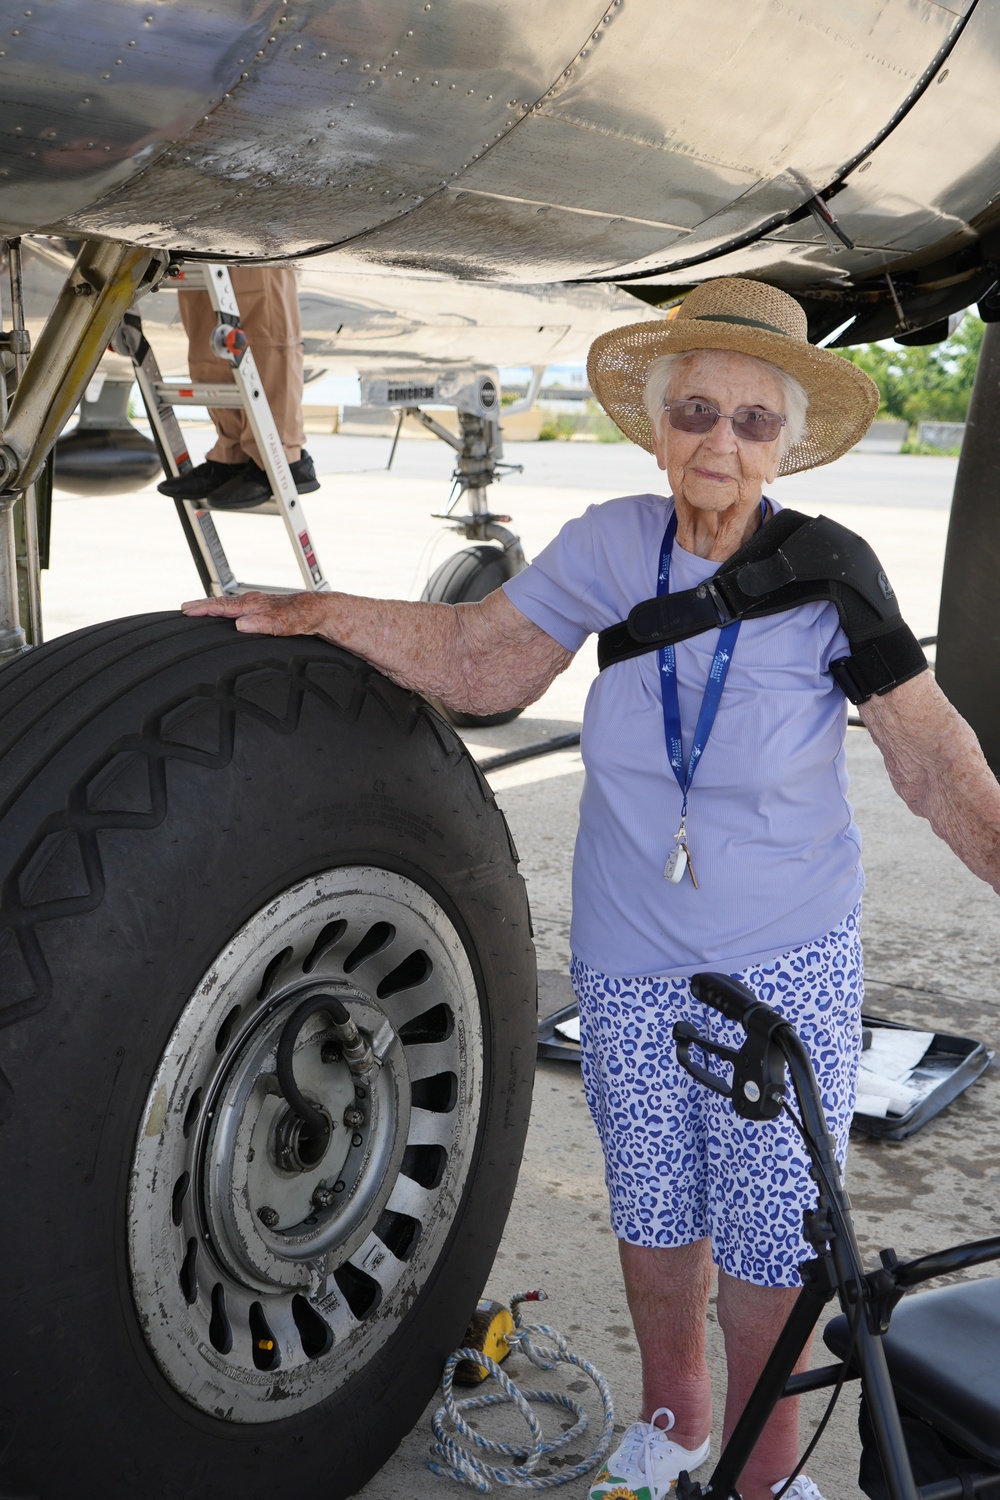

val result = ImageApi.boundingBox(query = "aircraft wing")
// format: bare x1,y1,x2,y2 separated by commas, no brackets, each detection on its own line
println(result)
17,239,665,381
6,12,1000,1500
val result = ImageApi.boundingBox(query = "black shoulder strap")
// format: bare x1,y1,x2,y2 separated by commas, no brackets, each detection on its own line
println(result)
597,510,809,668
596,510,927,703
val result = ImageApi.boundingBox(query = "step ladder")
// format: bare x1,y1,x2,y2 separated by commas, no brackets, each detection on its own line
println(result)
112,262,328,596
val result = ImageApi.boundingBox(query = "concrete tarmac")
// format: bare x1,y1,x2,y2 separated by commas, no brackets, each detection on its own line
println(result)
40,436,999,1499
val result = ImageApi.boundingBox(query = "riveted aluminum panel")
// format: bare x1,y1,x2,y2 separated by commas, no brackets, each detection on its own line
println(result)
291,0,968,279
612,0,991,293
20,1,604,257
785,0,1000,258
0,0,980,285
528,0,961,189
556,0,966,278
0,0,281,236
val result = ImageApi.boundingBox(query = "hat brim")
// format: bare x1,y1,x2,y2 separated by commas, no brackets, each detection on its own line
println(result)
586,318,879,475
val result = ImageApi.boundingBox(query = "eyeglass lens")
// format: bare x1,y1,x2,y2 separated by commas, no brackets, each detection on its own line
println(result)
666,400,784,443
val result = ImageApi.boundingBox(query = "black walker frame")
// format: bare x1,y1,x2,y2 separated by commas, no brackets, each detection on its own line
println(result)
672,972,1000,1500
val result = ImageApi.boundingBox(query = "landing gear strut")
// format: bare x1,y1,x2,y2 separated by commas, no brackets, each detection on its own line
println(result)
401,401,527,727
937,319,1000,773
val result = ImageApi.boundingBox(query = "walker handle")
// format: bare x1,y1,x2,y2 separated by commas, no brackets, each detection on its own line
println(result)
685,973,790,1122
692,971,768,1027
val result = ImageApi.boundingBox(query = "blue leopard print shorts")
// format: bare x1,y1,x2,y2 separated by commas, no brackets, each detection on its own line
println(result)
570,906,863,1288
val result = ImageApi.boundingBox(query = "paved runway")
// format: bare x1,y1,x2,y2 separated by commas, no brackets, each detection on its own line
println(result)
41,437,998,1499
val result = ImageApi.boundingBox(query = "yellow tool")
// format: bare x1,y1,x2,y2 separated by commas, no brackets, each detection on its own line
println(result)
452,1298,516,1385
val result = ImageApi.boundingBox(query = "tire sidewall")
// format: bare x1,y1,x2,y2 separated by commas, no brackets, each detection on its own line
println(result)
0,624,535,1497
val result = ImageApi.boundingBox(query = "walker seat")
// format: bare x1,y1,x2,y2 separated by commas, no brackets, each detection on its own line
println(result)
824,1274,1000,1465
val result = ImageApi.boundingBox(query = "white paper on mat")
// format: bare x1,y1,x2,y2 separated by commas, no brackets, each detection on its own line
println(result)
856,1028,938,1118
856,1066,924,1116
553,1015,581,1043
854,1091,891,1119
863,1029,935,1080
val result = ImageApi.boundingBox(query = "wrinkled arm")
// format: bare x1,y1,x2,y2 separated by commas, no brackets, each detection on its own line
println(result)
181,586,574,716
859,672,1000,895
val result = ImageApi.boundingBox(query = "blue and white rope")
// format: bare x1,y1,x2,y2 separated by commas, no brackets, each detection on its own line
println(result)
428,1291,615,1492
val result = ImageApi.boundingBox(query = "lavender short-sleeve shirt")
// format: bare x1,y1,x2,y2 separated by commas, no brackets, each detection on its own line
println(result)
502,493,863,978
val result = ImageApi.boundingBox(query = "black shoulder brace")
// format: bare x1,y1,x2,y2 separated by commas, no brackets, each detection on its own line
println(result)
596,510,928,704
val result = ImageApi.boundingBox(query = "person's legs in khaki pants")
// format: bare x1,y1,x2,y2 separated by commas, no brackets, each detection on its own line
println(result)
176,265,305,466
160,265,315,503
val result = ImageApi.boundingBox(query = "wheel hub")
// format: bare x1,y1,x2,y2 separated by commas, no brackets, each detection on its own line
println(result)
128,868,482,1420
272,1103,335,1177
204,985,409,1292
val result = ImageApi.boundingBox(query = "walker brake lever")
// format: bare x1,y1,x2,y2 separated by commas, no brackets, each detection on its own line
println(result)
673,1015,788,1122
673,1021,738,1100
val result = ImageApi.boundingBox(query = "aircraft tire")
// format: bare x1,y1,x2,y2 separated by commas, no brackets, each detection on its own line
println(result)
421,542,526,727
0,613,535,1500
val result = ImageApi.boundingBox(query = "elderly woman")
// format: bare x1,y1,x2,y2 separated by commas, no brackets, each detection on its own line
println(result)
183,278,1000,1500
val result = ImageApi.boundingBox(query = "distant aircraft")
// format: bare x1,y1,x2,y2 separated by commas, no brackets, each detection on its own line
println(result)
2,3,998,1496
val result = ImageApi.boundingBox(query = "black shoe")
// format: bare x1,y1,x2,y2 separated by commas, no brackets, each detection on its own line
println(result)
291,450,320,493
157,458,243,500
206,451,321,511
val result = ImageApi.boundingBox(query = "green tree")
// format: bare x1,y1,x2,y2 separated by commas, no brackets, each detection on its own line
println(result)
837,313,984,425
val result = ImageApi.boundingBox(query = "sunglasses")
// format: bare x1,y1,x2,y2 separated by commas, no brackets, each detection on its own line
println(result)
663,399,786,444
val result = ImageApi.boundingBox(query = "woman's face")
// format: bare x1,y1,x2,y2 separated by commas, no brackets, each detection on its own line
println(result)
651,351,786,519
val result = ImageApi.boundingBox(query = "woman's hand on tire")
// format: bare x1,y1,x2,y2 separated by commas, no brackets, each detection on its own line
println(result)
181,586,572,719
182,589,333,637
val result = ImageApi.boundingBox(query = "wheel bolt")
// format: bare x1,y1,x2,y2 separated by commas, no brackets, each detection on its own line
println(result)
343,1105,365,1129
257,1206,279,1228
312,1184,336,1209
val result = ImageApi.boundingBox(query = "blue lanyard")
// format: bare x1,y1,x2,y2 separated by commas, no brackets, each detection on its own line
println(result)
657,512,742,817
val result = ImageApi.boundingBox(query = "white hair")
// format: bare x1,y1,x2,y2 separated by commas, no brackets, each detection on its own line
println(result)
643,349,808,455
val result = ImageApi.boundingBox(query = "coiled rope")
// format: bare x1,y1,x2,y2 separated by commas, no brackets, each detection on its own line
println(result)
428,1291,615,1492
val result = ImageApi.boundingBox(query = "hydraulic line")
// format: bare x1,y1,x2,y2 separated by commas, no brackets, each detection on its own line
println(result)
274,991,377,1157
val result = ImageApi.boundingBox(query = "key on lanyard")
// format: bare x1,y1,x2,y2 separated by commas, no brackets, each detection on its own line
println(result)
664,814,699,888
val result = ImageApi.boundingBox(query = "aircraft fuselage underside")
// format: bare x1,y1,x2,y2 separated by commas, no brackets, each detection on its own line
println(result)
0,0,998,342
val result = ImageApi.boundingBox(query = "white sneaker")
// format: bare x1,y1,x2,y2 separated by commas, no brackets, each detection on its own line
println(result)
589,1407,710,1500
772,1478,826,1500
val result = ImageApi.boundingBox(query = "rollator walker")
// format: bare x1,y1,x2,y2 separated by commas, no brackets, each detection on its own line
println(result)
672,973,1000,1500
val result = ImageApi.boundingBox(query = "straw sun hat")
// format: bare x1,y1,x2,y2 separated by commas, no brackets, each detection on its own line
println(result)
587,277,879,475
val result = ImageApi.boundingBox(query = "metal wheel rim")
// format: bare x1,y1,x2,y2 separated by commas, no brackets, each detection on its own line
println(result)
128,866,483,1421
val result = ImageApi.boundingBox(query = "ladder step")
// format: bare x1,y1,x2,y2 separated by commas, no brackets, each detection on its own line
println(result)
169,264,211,292
231,582,305,595
154,382,246,407
128,261,329,594
202,498,280,517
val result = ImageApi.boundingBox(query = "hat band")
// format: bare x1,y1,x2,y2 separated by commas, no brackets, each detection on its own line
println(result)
689,313,791,337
